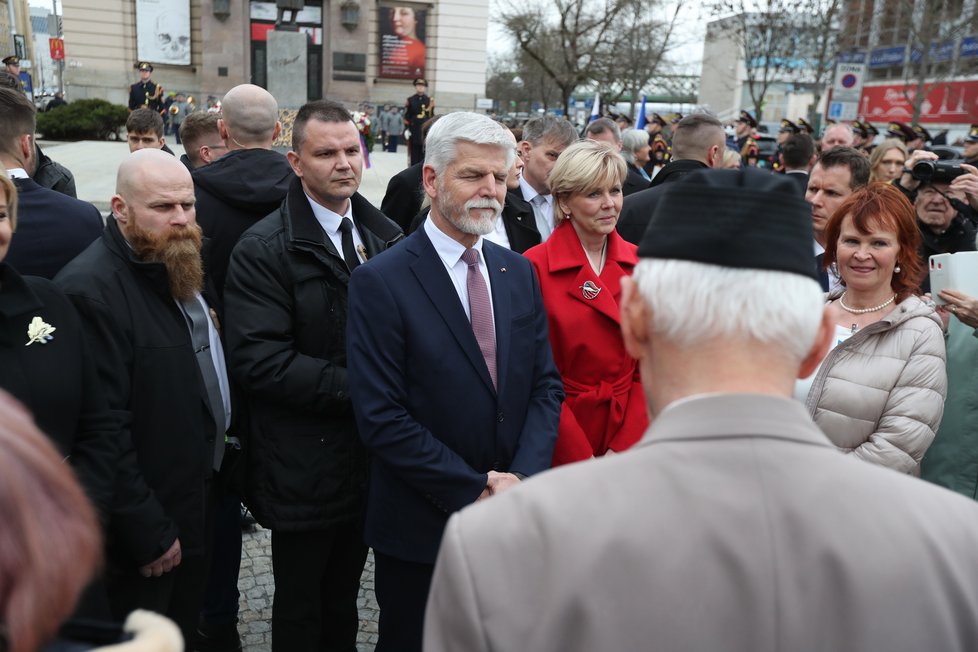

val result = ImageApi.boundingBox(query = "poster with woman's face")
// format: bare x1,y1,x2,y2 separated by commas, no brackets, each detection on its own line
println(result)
379,5,427,79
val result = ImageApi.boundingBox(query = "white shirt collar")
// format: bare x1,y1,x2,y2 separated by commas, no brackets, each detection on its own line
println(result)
305,193,353,235
424,214,484,268
5,168,29,180
519,175,550,205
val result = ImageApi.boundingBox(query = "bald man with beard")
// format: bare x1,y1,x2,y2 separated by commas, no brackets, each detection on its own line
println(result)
56,149,233,645
193,83,294,296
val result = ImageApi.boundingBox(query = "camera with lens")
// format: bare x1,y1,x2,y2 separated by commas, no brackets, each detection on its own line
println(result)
911,160,968,184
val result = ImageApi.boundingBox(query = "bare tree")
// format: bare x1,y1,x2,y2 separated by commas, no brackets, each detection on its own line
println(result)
496,0,632,117
706,0,847,123
795,0,843,125
590,0,685,116
900,0,975,124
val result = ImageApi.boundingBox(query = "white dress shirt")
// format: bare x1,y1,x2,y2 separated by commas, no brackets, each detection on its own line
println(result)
813,239,843,292
482,214,511,250
424,217,495,323
519,176,555,241
306,194,366,264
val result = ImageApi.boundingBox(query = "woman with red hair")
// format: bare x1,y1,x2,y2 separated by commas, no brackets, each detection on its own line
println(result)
796,182,946,474
0,390,101,652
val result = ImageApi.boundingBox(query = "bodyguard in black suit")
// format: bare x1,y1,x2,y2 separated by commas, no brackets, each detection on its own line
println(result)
6,177,103,278
225,101,403,652
0,87,103,279
57,150,232,645
618,114,727,245
381,161,424,233
781,133,816,198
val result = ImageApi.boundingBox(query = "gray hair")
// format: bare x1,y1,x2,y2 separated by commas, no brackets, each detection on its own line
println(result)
584,117,621,143
424,112,515,173
632,259,824,362
521,114,578,148
620,129,650,165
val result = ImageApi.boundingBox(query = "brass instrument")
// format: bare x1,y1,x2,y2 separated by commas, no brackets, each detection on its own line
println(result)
144,82,164,105
169,104,180,115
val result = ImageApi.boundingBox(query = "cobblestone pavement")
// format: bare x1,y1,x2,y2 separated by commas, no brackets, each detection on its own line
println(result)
238,526,379,652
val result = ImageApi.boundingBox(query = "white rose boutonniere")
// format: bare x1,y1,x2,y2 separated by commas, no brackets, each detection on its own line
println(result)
25,316,56,346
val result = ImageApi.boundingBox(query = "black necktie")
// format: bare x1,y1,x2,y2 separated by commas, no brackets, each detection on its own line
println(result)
338,218,360,272
815,253,829,292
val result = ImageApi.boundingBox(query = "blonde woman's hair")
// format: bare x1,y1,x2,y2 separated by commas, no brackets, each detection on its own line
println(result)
548,140,626,222
0,168,17,231
868,138,908,183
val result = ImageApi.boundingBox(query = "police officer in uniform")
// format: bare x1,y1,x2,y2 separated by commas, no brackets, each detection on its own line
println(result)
862,121,879,153
772,119,800,170
404,77,433,166
886,121,917,146
644,113,671,176
910,124,932,152
3,56,25,93
732,111,759,167
128,61,165,115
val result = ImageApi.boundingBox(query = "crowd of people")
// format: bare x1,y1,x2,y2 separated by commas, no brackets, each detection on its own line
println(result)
4,72,978,652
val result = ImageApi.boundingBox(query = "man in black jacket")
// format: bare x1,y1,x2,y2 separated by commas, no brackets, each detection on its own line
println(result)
617,113,727,245
0,87,102,279
223,100,403,652
56,149,231,645
192,82,292,652
193,83,293,296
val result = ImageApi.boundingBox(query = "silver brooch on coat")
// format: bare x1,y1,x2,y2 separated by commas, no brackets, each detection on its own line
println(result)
580,281,601,300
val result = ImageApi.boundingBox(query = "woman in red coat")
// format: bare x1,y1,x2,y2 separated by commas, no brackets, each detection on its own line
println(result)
524,140,648,466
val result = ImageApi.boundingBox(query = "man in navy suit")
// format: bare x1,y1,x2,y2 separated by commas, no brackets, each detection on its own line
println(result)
347,111,564,652
0,88,102,278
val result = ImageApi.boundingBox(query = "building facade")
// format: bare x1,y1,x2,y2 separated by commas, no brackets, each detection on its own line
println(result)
698,13,823,127
59,0,488,112
839,0,978,131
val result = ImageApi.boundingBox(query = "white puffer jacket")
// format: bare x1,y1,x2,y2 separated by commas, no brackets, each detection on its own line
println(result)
806,294,947,474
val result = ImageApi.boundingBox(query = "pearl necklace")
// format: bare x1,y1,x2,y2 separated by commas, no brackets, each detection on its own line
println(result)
838,291,896,314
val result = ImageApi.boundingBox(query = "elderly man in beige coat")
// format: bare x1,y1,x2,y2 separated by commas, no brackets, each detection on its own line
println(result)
423,168,978,652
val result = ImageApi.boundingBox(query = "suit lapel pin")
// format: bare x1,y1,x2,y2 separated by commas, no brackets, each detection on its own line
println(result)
500,267,507,272
357,244,369,261
580,281,601,300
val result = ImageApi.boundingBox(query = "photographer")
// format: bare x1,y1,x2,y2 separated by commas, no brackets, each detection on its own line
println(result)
895,150,978,291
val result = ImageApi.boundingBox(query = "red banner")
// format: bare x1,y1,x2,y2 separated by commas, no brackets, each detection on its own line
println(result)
49,37,64,61
859,80,978,124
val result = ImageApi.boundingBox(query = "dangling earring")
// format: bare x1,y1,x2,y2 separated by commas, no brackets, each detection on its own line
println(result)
894,265,901,274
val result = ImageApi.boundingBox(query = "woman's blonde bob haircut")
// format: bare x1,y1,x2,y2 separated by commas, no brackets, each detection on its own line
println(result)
0,169,17,231
548,139,626,222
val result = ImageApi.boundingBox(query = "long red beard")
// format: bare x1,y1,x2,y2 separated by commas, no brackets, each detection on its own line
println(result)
126,220,204,301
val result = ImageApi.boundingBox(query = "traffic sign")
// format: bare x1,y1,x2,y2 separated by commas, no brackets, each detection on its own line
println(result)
828,101,858,121
833,63,865,102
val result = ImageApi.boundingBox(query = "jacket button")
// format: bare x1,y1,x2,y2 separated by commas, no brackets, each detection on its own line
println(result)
497,410,504,422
